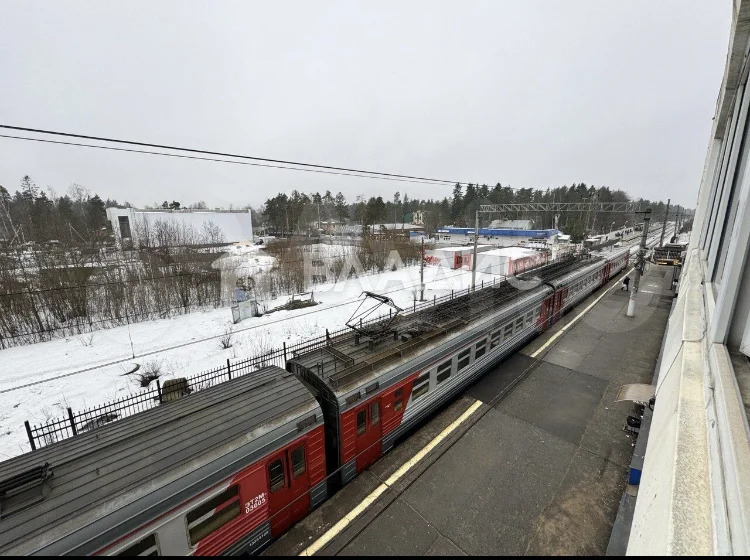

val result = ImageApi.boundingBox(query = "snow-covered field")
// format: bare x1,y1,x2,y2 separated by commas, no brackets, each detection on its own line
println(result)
0,261,502,460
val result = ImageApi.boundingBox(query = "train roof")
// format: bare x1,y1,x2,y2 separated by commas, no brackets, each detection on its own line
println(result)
545,253,618,289
0,365,320,555
290,257,592,401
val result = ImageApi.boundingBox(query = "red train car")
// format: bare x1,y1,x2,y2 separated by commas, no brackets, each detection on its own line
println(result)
0,366,326,556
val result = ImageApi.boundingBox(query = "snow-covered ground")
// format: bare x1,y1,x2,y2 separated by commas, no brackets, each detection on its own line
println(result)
212,242,277,275
0,261,502,460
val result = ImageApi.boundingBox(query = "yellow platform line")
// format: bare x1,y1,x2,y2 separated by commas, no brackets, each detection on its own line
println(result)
299,399,484,556
531,267,634,359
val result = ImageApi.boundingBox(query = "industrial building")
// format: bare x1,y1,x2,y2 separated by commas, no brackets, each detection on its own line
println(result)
106,207,253,248
473,246,548,276
435,226,559,248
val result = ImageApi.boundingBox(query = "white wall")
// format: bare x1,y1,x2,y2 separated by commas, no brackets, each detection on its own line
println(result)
628,3,750,554
107,208,253,247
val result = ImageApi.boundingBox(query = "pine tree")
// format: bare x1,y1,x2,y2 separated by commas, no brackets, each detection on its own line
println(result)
335,192,347,223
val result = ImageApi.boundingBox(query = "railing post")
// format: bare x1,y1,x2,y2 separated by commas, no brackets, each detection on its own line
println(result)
227,358,232,380
25,420,36,451
67,407,78,436
451,290,453,300
156,379,163,404
413,299,416,312
283,342,288,363
433,295,436,306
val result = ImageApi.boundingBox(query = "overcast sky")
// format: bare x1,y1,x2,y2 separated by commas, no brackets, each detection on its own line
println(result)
0,1,731,209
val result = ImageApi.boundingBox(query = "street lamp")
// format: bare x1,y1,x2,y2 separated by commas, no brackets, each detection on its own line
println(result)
610,221,616,233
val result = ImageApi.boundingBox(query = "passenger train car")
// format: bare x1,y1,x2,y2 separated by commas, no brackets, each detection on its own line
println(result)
0,248,632,556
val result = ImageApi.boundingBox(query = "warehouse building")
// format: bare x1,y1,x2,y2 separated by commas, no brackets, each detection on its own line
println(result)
106,208,253,248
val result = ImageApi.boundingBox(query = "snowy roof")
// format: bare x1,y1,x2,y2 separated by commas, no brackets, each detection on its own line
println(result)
481,247,541,259
371,223,424,230
429,245,492,253
436,227,559,238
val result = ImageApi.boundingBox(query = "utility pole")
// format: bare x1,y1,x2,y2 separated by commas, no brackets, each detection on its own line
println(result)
627,208,651,318
471,209,479,291
659,198,670,247
420,237,425,301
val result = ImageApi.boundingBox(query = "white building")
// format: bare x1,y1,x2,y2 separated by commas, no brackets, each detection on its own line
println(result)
424,245,492,269
627,3,750,555
106,208,253,248
474,247,547,276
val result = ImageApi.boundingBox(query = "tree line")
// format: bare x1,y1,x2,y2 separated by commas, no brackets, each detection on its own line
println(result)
260,183,691,242
0,176,120,247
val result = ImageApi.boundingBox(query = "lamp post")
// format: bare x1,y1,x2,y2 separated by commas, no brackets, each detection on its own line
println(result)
610,221,616,233
627,209,651,318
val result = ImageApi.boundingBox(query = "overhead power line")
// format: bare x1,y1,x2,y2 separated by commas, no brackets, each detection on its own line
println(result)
0,134,445,186
0,125,475,187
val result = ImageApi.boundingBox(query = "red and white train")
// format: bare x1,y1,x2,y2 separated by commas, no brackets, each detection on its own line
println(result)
0,249,631,556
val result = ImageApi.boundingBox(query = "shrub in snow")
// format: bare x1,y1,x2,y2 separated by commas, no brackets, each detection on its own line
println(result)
220,326,234,349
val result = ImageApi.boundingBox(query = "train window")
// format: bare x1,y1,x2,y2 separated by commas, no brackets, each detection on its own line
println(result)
525,310,534,325
490,330,502,348
503,323,513,338
514,317,524,331
269,459,286,493
116,534,159,556
187,486,241,546
357,409,367,436
412,372,430,401
371,401,380,425
394,388,403,411
412,382,429,401
437,360,452,384
457,349,470,371
291,446,306,479
475,339,487,359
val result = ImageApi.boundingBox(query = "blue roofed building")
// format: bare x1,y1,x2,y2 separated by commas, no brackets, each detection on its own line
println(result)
434,226,560,248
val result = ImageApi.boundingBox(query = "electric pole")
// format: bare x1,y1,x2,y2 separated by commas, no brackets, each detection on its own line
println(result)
471,209,479,291
627,208,651,318
659,198,670,247
420,237,425,301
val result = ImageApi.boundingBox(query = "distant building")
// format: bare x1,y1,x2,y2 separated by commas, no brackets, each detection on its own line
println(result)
474,247,548,276
435,226,559,248
330,223,425,240
106,208,253,248
424,245,493,269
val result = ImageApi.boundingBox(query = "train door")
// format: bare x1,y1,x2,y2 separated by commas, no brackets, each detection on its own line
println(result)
603,263,612,285
538,296,553,330
266,443,310,536
551,290,564,324
354,398,383,473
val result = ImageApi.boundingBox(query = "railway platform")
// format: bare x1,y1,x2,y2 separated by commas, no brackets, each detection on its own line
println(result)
264,264,675,556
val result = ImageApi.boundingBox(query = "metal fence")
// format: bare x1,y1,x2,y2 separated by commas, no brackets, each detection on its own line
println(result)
23,269,529,451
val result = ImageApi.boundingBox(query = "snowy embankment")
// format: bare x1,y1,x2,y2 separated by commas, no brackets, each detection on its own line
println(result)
0,260,502,460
